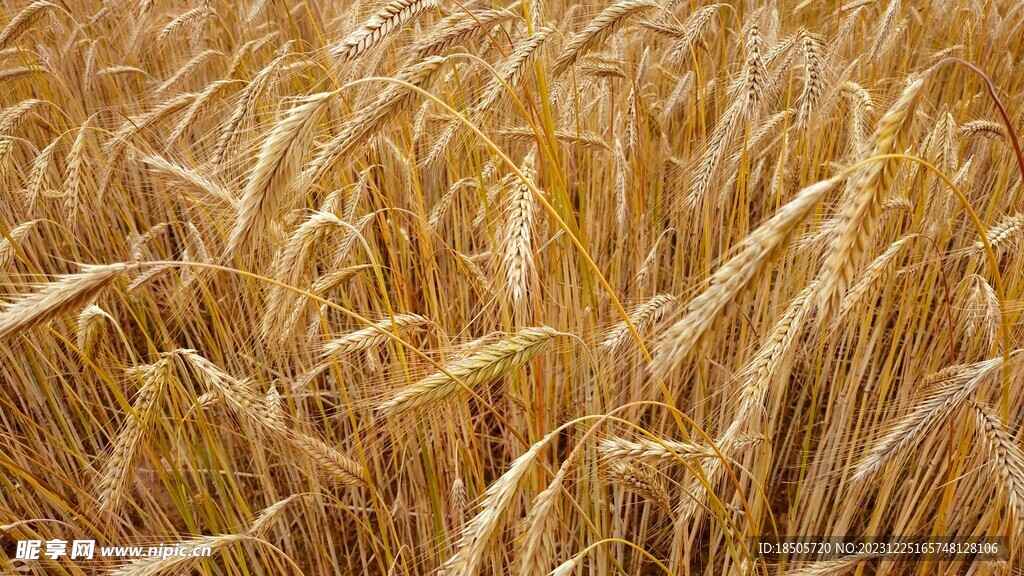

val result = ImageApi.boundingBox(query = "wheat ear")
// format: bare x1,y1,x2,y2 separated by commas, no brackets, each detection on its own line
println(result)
331,0,439,62
602,294,678,351
958,275,1000,351
156,6,214,44
500,167,537,309
850,354,1016,483
248,494,303,539
518,467,565,576
0,263,131,340
971,402,1024,526
227,92,333,258
0,219,38,268
667,3,724,61
175,350,367,486
652,178,838,377
796,31,824,131
977,212,1023,253
551,0,660,76
607,460,672,513
322,314,431,357
414,8,517,58
815,77,924,317
210,43,293,167
304,56,447,184
597,436,716,462
262,211,348,343
476,27,553,113
0,1,56,52
836,234,916,321
95,357,173,515
141,154,237,207
76,303,114,357
377,326,563,415
442,429,557,576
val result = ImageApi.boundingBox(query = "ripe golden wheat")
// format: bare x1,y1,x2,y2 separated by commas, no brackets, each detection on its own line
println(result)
2,1,1024,575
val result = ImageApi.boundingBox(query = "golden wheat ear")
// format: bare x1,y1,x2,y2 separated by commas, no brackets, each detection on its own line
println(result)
850,354,1018,484
376,326,564,416
442,430,558,576
95,357,174,517
0,1,58,52
971,402,1024,527
814,77,925,318
0,263,133,340
551,0,660,76
651,178,838,378
330,0,439,63
227,92,334,259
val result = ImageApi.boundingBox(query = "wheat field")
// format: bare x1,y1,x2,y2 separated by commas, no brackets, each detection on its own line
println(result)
1,0,1023,574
